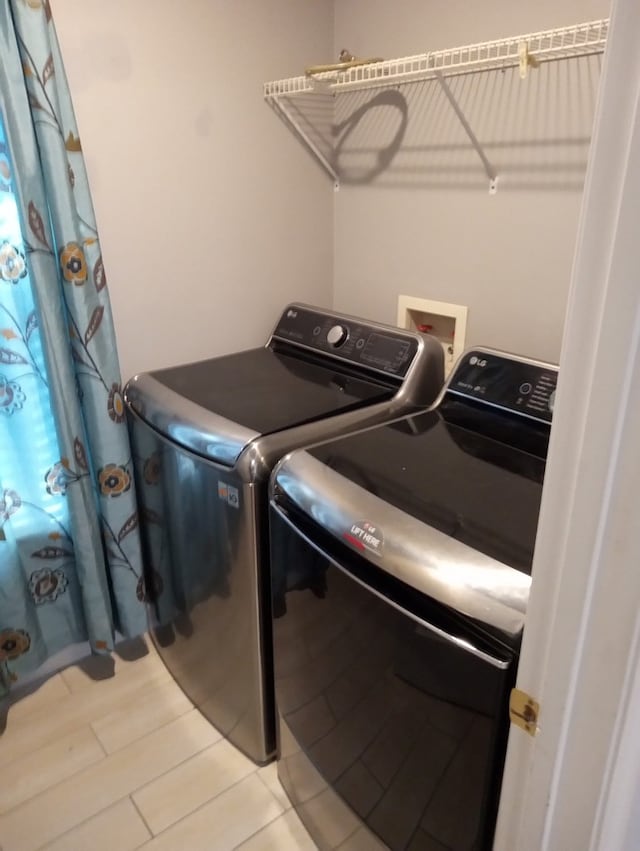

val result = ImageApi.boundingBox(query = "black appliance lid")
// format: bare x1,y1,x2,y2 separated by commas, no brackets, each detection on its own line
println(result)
271,347,556,641
272,406,547,640
151,347,393,435
308,408,545,574
124,347,394,468
272,434,534,641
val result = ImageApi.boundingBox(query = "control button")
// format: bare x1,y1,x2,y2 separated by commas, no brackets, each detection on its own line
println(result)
549,390,556,413
356,338,365,350
327,324,348,347
312,325,321,336
519,382,532,395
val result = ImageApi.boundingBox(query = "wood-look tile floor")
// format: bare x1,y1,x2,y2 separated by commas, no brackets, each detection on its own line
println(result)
0,637,318,851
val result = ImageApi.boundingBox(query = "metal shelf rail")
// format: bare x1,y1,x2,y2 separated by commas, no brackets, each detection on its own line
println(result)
263,18,609,189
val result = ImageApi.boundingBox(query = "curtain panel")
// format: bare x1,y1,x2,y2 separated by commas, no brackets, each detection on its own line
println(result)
0,0,146,693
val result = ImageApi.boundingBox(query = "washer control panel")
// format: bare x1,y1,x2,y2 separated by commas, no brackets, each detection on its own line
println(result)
448,350,558,423
272,306,419,377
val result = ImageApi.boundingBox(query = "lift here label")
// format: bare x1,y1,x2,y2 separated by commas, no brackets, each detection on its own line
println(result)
343,520,384,556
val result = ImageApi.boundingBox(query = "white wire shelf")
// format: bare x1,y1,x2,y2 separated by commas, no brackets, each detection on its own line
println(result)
264,19,608,98
264,18,609,187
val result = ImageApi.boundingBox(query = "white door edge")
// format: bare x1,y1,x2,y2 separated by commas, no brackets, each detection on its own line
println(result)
494,0,640,848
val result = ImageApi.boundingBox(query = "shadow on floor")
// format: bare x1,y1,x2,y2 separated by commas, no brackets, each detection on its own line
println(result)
75,635,150,679
0,635,152,735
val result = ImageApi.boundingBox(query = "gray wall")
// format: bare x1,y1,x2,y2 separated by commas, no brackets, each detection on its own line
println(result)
53,0,334,380
332,0,611,362
52,0,611,371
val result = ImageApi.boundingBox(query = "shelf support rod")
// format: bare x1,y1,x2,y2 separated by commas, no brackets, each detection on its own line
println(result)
434,71,498,193
269,96,340,186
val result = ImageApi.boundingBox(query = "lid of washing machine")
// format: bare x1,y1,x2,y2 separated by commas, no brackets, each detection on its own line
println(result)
272,410,544,640
305,404,546,575
271,349,555,639
125,347,395,467
151,347,393,432
300,347,556,573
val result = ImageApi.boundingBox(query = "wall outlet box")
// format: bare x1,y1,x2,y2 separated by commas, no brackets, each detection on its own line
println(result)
397,295,468,376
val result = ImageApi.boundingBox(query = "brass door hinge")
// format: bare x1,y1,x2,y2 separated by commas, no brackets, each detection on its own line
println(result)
509,688,539,736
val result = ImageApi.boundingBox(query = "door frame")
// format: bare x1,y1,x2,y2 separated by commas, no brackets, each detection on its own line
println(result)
494,0,640,847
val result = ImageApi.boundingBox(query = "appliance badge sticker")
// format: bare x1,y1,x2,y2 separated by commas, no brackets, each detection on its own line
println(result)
344,520,384,556
218,481,239,509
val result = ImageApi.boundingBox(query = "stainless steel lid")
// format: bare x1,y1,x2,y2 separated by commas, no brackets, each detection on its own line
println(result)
271,448,531,639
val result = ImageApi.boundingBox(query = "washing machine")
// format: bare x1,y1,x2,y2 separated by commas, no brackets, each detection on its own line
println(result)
269,347,557,849
124,303,443,765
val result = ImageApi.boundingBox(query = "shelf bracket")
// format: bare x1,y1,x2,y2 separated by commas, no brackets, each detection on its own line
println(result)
434,71,498,194
268,95,340,186
518,41,540,79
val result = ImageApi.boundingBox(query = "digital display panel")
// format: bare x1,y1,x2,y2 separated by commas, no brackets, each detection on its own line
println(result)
361,333,411,366
449,352,557,422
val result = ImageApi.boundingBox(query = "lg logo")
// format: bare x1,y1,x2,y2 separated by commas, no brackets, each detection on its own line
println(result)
469,355,488,367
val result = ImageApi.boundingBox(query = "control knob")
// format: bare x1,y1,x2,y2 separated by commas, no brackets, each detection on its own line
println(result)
327,324,348,347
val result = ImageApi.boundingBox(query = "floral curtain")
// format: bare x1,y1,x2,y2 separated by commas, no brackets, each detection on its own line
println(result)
0,0,146,695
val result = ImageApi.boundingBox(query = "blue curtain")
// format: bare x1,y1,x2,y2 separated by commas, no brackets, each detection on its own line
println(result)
0,1,146,694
